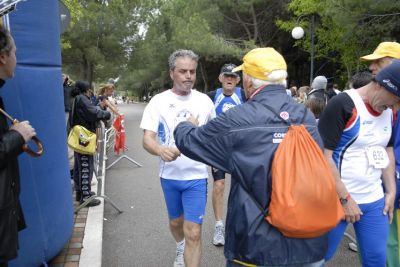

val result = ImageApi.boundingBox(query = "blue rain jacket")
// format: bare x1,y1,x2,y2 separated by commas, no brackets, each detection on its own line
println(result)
174,85,328,266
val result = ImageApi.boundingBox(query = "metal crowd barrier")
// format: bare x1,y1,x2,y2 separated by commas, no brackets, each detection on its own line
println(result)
105,114,142,170
105,126,115,153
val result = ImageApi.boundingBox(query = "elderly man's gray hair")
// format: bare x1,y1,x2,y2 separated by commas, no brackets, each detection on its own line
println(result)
168,49,199,70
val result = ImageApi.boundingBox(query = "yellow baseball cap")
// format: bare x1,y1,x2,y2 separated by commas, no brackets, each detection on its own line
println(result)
232,47,287,80
360,42,400,61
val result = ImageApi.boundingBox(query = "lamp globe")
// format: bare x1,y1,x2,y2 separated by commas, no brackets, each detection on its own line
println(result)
291,26,305,39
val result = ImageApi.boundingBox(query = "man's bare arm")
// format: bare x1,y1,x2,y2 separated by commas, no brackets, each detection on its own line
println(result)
143,130,180,162
324,149,363,223
382,146,396,223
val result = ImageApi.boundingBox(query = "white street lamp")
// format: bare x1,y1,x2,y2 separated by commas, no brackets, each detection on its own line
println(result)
292,15,316,85
291,26,305,40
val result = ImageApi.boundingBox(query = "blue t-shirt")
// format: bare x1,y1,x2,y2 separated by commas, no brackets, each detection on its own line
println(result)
208,87,245,115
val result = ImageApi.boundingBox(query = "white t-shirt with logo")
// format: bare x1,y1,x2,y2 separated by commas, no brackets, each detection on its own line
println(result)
140,89,215,180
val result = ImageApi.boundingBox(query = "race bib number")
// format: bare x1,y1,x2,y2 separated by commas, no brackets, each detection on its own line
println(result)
365,146,389,169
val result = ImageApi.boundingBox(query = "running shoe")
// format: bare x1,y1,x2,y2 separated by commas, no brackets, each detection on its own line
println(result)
213,223,225,246
173,241,185,267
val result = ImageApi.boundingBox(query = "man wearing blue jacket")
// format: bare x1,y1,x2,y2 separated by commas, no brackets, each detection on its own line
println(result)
174,47,327,266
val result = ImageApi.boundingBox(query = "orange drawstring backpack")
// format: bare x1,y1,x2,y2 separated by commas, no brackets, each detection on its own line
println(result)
260,103,344,238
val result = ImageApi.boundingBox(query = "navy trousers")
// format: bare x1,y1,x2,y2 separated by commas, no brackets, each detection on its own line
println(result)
73,152,94,202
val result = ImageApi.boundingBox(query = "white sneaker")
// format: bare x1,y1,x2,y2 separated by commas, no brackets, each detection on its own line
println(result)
213,223,225,246
173,241,185,267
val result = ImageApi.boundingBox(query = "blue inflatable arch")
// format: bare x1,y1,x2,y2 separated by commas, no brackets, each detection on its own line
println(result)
0,1,74,266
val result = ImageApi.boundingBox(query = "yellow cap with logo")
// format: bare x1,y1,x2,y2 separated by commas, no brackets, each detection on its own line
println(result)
232,48,287,80
360,42,400,61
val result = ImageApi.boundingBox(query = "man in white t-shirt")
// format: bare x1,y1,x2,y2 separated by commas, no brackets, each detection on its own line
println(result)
140,49,215,267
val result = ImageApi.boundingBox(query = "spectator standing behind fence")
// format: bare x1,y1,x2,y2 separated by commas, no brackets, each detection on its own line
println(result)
319,61,400,266
96,96,113,127
62,74,74,180
359,41,400,267
62,74,74,124
140,49,215,267
174,47,327,267
0,27,37,267
97,83,120,116
68,81,111,207
206,63,245,247
97,95,108,110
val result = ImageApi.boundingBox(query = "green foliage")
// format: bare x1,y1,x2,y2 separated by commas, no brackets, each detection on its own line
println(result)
119,0,291,96
120,0,246,96
61,0,141,86
60,0,83,50
62,0,400,93
280,0,400,83
61,0,83,26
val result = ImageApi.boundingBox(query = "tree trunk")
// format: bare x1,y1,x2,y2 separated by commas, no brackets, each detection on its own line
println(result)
234,11,252,41
199,60,208,92
346,64,352,84
250,4,258,42
89,63,94,88
82,53,90,82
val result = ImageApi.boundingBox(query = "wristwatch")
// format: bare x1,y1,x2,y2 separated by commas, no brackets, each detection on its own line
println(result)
340,194,351,205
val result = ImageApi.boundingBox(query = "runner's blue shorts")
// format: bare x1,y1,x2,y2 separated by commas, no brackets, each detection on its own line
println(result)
160,178,207,224
325,197,388,266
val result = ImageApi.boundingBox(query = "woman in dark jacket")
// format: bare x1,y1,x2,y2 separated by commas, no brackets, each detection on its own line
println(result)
68,81,110,206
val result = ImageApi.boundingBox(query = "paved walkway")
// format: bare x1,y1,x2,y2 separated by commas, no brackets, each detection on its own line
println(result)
48,195,88,267
49,177,104,267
